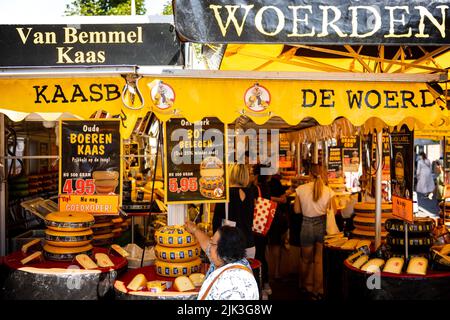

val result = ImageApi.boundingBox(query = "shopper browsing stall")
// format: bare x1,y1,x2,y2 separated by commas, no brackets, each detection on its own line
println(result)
184,221,259,300
294,164,336,300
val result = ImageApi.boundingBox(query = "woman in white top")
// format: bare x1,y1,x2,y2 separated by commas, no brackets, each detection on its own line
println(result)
416,152,435,196
294,164,335,300
185,221,259,300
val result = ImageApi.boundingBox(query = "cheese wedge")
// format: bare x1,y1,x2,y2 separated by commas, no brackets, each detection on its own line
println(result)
329,238,348,248
21,239,41,254
324,232,344,240
361,258,385,273
127,273,147,291
173,276,195,292
76,254,98,270
95,253,115,268
383,257,404,274
440,244,450,256
146,280,167,293
340,239,360,250
352,255,369,269
356,240,372,249
325,237,348,246
189,273,205,287
111,244,130,257
20,251,42,265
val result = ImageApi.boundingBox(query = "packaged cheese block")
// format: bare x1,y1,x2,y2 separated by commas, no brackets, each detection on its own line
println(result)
189,273,205,287
127,273,147,291
147,280,167,293
95,253,115,267
154,244,201,263
92,233,114,247
352,255,369,269
111,244,130,257
383,257,404,274
155,226,198,248
45,212,94,231
385,218,435,234
173,276,195,292
91,222,114,235
155,258,202,277
76,254,98,269
406,257,428,275
21,239,41,254
353,216,389,231
361,258,385,273
44,244,93,261
21,251,42,265
340,239,360,250
45,229,93,247
440,244,450,256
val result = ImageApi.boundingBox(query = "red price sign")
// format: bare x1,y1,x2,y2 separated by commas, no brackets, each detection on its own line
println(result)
62,179,95,195
168,177,198,193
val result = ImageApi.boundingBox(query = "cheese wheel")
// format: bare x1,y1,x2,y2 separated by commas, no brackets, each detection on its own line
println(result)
386,235,433,247
351,229,388,239
361,258,385,273
45,229,93,247
406,257,428,275
44,244,93,261
199,176,225,190
92,170,119,180
154,244,201,262
383,257,404,274
94,216,114,223
155,226,197,248
353,202,392,214
385,218,435,234
353,216,389,232
45,212,94,231
155,258,202,277
91,222,114,235
92,233,114,246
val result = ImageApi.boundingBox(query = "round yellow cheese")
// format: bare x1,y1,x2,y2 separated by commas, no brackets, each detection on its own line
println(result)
351,228,388,239
43,244,93,261
155,244,201,263
353,216,389,231
155,258,202,277
155,226,197,248
354,202,392,215
45,212,94,231
45,229,93,247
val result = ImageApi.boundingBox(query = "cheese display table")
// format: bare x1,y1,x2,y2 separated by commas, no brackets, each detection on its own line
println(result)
114,265,202,300
1,247,127,300
342,260,450,300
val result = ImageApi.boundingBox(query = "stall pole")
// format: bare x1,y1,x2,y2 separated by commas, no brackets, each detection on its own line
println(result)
297,141,301,175
0,114,5,256
375,130,383,249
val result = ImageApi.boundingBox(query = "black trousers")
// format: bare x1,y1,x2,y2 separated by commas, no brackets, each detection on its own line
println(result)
254,233,269,284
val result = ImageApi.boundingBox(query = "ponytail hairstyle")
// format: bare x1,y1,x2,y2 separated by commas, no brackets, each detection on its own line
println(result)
310,164,324,202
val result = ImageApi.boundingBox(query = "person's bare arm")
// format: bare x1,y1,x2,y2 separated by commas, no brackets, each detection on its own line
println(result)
294,195,302,214
184,221,210,252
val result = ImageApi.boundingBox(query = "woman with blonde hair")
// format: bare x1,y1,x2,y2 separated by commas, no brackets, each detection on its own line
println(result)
294,164,335,300
213,164,256,258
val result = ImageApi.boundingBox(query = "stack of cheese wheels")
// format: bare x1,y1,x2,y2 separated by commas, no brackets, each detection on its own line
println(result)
440,202,450,230
154,225,202,277
385,217,435,253
44,212,95,261
351,202,392,240
92,216,115,247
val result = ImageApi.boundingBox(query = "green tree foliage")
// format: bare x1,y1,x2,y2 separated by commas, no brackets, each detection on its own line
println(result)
162,1,173,15
65,0,146,16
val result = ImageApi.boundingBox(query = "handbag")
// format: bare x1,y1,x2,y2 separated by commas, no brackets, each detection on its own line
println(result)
326,194,340,235
252,186,277,236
